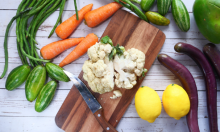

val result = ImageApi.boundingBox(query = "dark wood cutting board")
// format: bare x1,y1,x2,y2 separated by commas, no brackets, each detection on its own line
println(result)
55,9,166,132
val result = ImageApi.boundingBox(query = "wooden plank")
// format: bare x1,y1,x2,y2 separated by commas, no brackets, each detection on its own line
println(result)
0,36,214,64
0,10,205,39
0,89,220,117
55,9,166,132
0,116,219,132
1,62,220,91
0,0,194,12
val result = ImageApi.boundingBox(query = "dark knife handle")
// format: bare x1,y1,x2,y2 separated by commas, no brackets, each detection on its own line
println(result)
94,108,118,132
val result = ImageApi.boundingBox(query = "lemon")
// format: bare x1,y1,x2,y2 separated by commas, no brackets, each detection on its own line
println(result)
162,84,190,120
135,86,162,123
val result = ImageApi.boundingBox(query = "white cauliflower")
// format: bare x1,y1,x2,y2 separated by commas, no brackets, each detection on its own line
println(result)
82,42,114,94
110,90,122,99
82,36,147,94
114,48,146,89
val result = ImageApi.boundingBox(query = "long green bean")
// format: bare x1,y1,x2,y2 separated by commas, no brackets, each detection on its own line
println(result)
27,0,50,16
114,0,148,22
20,37,50,63
15,0,27,43
48,0,65,38
74,0,79,20
29,0,56,58
34,4,60,38
0,8,32,79
28,0,37,8
20,16,35,67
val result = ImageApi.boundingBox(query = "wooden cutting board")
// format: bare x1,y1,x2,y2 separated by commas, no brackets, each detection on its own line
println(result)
55,9,166,132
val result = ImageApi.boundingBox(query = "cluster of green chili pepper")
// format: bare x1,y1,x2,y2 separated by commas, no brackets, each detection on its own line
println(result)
1,0,67,79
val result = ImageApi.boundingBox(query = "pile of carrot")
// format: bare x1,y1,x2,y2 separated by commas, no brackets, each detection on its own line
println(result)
40,2,122,67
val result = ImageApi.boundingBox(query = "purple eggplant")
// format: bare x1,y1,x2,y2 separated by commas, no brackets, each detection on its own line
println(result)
158,54,199,132
174,42,218,132
203,43,220,77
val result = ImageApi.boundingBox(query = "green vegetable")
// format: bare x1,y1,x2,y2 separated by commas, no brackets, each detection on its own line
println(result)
100,35,113,46
25,65,46,102
0,8,32,79
2,0,64,80
157,0,172,16
193,0,220,44
6,65,31,91
171,0,190,32
139,68,148,80
145,11,170,26
35,80,57,112
109,48,116,60
45,63,70,82
48,0,66,38
74,0,79,20
115,44,125,56
140,0,155,12
114,0,149,22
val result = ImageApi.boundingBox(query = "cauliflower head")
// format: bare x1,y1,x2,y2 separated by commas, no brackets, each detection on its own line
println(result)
82,36,147,94
113,48,146,89
82,42,114,94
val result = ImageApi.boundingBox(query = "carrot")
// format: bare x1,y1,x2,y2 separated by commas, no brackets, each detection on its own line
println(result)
84,2,122,28
59,33,98,67
55,4,93,39
40,37,84,59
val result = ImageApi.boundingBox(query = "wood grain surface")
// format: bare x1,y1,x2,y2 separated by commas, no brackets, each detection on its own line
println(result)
55,9,165,132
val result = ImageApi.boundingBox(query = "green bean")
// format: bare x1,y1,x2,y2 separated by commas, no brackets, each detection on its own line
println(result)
74,0,79,20
20,36,50,63
26,15,37,38
28,0,37,8
130,0,141,4
27,0,50,16
44,0,61,15
16,41,25,64
0,8,32,79
48,0,65,38
34,4,60,38
114,0,148,22
15,0,27,43
29,0,56,57
26,32,38,44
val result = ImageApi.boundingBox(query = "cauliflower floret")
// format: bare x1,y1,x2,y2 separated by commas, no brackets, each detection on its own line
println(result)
127,48,145,76
87,42,113,62
113,48,145,89
110,90,122,99
82,42,114,94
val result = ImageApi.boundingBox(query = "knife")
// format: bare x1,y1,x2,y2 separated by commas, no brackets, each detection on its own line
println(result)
63,70,118,132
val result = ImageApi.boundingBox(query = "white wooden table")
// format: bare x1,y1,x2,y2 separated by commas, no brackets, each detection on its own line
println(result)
0,0,219,132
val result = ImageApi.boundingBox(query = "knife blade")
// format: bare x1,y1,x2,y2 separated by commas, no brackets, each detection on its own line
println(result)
63,70,117,132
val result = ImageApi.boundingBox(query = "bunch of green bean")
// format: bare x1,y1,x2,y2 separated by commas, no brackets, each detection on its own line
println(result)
1,0,67,78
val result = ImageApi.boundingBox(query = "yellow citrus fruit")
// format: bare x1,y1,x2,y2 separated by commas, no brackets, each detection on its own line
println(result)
162,84,190,120
135,86,162,123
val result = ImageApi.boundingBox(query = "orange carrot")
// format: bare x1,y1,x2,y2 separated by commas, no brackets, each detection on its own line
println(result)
84,2,122,28
55,4,93,39
40,37,84,59
59,33,98,67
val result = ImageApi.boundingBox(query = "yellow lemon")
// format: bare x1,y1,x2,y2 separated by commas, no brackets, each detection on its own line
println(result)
135,86,162,123
162,84,190,120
